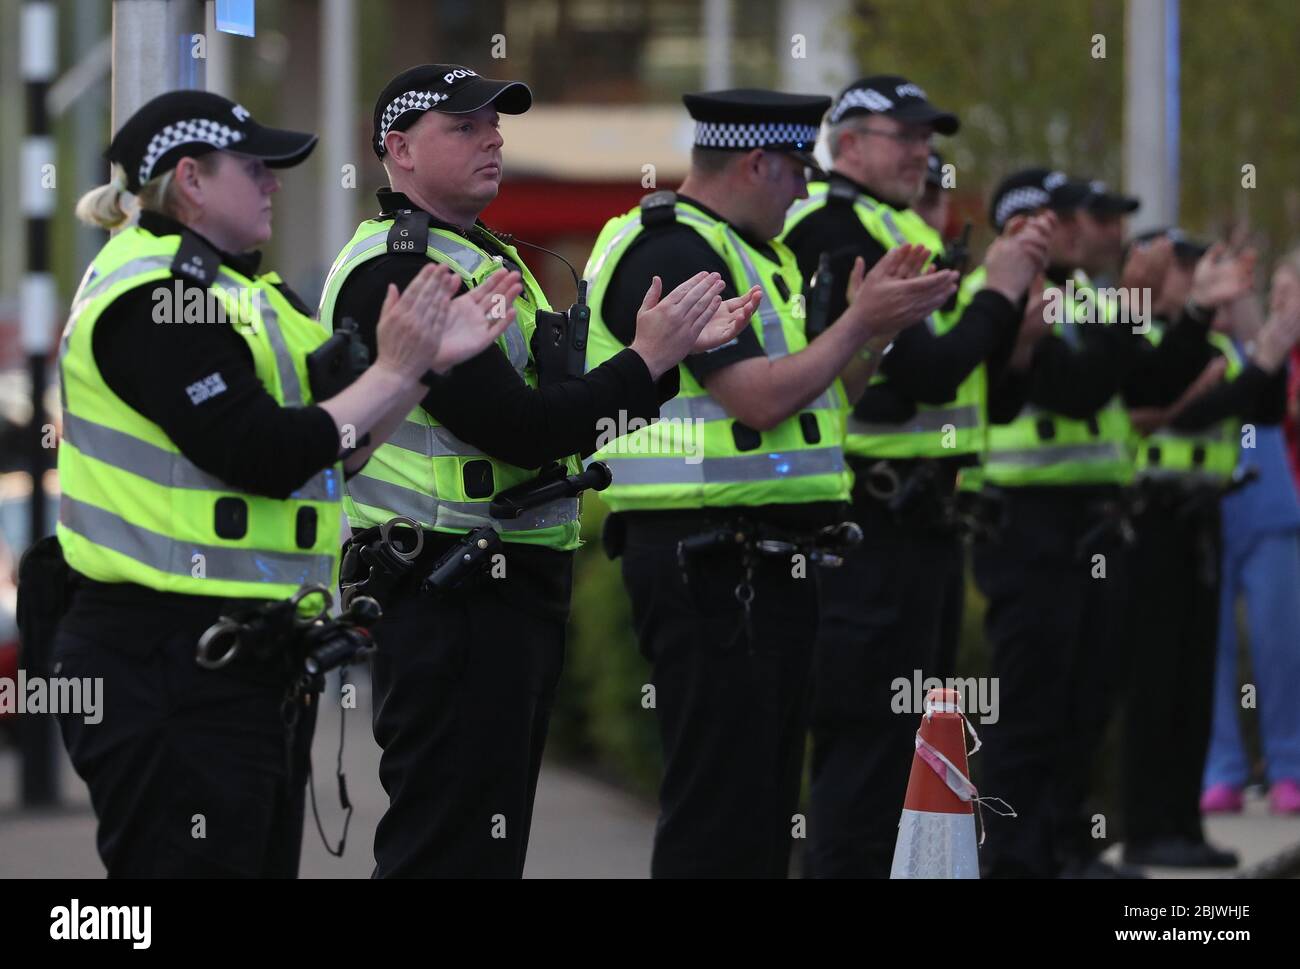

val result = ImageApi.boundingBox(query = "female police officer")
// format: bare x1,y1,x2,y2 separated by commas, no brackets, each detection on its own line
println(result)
52,90,519,877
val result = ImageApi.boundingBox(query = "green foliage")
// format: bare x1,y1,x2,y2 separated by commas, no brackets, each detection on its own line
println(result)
844,0,1300,256
549,496,663,798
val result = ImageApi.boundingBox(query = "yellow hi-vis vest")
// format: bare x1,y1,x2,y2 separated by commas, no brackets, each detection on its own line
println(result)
781,178,985,458
582,195,851,512
57,227,343,600
1134,325,1244,485
319,215,582,550
981,272,1135,488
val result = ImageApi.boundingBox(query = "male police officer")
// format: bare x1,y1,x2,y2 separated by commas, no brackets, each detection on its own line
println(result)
1119,229,1296,868
779,77,1052,877
319,65,749,877
970,169,1250,877
583,89,959,877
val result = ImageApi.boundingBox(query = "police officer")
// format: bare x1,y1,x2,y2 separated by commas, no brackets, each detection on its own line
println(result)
583,88,960,877
320,65,749,877
51,91,505,877
779,77,1052,878
971,169,1249,877
1076,181,1140,285
1119,229,1300,868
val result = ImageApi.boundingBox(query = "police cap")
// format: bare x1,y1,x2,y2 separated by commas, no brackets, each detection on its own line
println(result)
683,88,830,172
828,75,959,134
373,64,532,157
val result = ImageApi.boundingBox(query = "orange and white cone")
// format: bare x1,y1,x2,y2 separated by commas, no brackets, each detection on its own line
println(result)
890,687,982,879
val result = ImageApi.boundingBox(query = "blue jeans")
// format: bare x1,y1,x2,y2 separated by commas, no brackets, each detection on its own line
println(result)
1204,527,1300,788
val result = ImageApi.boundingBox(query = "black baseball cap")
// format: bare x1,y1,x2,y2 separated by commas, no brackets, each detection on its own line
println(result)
1085,179,1141,216
989,167,1095,231
683,89,829,173
107,90,316,193
827,75,959,135
373,64,532,157
1130,226,1210,264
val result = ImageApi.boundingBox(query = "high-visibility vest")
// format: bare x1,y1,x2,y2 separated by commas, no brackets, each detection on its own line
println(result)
981,272,1135,488
57,226,343,599
582,194,851,512
320,215,582,550
1134,324,1243,485
781,179,985,458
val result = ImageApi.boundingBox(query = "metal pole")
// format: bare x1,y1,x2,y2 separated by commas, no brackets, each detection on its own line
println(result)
319,0,356,284
112,0,206,132
19,0,59,807
204,0,233,98
702,0,732,91
1125,0,1177,234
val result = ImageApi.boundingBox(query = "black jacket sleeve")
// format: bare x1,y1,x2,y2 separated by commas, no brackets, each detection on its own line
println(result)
92,280,340,500
600,226,760,384
877,289,1020,403
332,250,666,468
1171,363,1288,430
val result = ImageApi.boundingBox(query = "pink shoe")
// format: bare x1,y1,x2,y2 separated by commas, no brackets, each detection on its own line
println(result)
1200,783,1244,814
1269,779,1300,815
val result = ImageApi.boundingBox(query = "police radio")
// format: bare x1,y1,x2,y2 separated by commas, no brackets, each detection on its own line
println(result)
495,233,591,386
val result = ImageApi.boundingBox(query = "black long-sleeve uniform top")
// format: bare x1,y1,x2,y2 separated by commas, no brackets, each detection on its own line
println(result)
598,195,841,529
780,171,1021,438
329,189,683,616
331,190,675,469
61,212,344,660
986,270,1232,426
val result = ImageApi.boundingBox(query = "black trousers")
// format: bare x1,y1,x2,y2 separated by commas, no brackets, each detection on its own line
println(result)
971,486,1132,878
620,516,820,878
53,624,315,878
369,572,566,878
1120,490,1221,845
805,495,966,878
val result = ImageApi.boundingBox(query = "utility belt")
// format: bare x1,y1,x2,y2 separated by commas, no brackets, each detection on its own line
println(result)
850,456,973,536
194,583,382,692
340,461,613,608
614,510,862,640
1131,467,1259,522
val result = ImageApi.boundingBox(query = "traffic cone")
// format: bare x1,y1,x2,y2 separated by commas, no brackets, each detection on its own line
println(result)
890,687,980,878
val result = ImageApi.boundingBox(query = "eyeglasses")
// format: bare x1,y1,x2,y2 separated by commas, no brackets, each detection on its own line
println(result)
854,126,933,148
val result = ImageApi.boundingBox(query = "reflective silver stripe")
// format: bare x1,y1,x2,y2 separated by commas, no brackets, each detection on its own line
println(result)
64,414,338,503
346,472,576,532
321,233,387,296
385,419,485,459
876,209,908,246
422,233,528,371
847,404,980,437
60,495,335,588
424,233,489,275
585,219,645,281
604,447,844,485
988,441,1128,467
784,188,829,224
501,318,528,371
658,396,732,423
721,226,790,358
71,255,174,308
214,274,306,407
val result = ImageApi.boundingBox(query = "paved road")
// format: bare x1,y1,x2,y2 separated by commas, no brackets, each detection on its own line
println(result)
2,667,1295,878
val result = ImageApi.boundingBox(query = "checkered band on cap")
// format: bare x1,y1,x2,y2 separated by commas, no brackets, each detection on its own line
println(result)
995,186,1051,228
694,121,819,150
829,88,895,124
378,90,450,149
138,119,245,186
